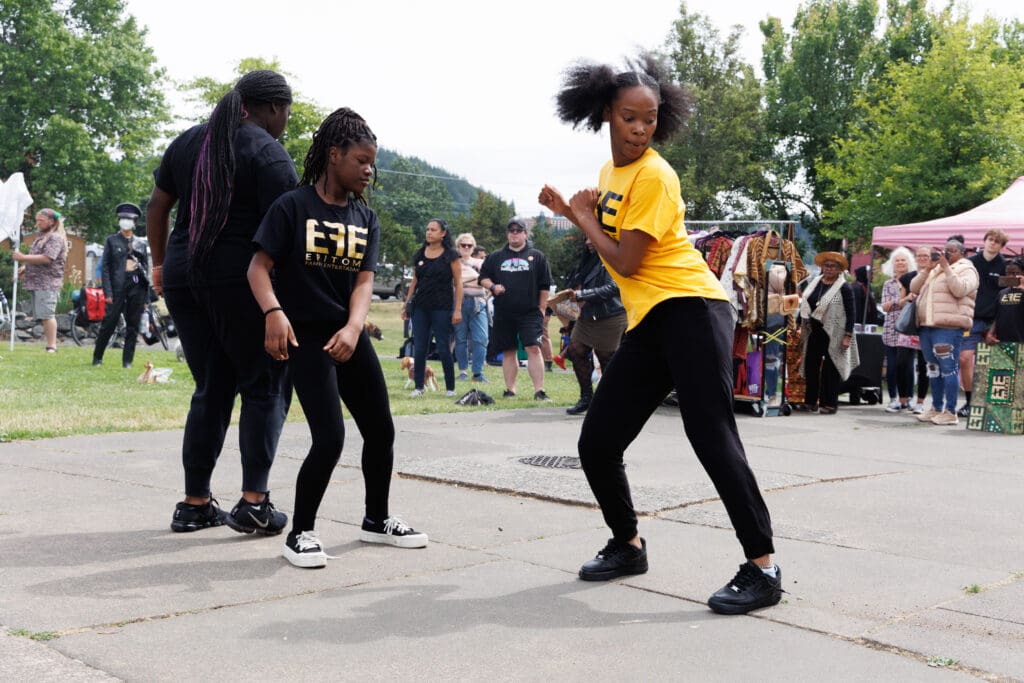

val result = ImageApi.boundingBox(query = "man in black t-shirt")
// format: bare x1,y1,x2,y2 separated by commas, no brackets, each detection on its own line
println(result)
986,258,1024,344
478,217,553,400
959,229,1008,416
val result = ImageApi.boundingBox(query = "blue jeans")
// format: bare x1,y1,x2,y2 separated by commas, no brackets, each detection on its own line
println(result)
918,326,963,412
412,306,455,391
454,296,488,376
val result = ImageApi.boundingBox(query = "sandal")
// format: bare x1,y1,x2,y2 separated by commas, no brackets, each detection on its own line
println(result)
818,405,837,415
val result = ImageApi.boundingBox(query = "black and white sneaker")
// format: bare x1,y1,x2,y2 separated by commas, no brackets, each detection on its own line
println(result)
283,530,328,568
170,498,226,532
578,538,648,581
360,516,428,548
707,561,783,615
224,495,288,535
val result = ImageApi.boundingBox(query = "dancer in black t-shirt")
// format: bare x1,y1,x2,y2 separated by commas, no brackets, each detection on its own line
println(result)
148,70,295,535
249,108,428,568
986,258,1024,344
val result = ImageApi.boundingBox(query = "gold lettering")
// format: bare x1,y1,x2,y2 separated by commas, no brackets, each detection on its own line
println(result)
347,225,368,258
322,221,347,256
306,219,328,254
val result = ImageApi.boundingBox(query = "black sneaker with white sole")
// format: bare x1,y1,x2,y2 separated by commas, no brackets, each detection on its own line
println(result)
578,538,648,581
224,495,288,535
707,561,783,615
359,516,428,548
170,498,226,532
283,530,328,568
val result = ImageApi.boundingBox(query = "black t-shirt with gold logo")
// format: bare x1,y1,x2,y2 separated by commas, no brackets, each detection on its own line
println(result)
254,185,379,324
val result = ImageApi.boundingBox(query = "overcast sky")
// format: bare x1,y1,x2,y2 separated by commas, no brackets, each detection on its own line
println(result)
124,0,1018,220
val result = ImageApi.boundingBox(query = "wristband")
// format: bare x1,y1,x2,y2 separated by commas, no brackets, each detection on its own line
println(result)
263,306,284,317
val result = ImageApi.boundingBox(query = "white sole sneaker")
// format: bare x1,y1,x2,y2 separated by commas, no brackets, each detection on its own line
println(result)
283,545,327,568
359,529,429,549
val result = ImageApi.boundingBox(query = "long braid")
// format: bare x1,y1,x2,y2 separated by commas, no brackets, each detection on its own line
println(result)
301,107,378,204
187,70,292,280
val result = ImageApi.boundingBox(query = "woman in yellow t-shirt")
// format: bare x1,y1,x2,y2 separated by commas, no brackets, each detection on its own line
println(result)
539,53,780,616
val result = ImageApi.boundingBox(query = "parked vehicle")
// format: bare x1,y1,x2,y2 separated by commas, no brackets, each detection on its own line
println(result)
373,264,411,300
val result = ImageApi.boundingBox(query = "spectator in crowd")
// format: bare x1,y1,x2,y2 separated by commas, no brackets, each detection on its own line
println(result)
910,239,979,426
562,236,626,415
795,252,858,415
851,264,881,327
984,257,1024,344
880,247,916,412
958,229,1008,416
93,203,149,369
899,247,932,413
13,208,67,353
453,232,489,383
478,217,553,400
402,219,462,396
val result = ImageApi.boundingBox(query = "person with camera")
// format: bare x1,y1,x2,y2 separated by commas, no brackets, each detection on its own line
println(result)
957,229,1008,416
92,203,149,368
909,239,979,426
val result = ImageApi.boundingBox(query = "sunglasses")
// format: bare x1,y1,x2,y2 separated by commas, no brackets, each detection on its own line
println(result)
507,227,525,234
459,243,474,248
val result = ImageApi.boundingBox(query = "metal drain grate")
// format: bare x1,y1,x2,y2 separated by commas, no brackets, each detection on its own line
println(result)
518,455,581,469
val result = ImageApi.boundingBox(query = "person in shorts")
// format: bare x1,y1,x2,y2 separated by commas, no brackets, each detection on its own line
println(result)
477,218,553,400
13,208,67,353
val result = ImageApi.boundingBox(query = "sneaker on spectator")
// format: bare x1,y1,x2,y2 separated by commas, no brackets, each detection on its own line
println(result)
170,498,225,532
579,538,648,581
283,530,328,568
707,561,784,615
534,390,551,401
360,516,428,548
915,406,941,422
445,390,456,397
931,410,959,426
884,400,905,413
409,389,424,397
224,495,287,535
502,389,516,398
472,374,489,383
458,372,469,381
955,404,970,418
911,402,926,414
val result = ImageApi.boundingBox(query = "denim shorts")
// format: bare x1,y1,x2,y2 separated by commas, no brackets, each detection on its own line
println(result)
961,319,991,352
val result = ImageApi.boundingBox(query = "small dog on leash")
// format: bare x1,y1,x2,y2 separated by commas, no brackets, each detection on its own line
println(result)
364,320,383,341
400,356,438,391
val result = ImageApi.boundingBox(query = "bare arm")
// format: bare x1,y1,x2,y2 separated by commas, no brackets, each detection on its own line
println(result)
450,258,463,324
247,249,296,360
567,187,652,277
146,186,177,295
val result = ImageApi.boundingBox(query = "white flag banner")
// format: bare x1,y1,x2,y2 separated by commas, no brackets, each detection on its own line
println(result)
0,172,34,245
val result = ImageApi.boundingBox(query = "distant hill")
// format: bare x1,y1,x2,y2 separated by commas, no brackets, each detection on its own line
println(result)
376,148,480,215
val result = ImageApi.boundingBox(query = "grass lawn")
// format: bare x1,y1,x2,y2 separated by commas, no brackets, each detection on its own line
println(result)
0,300,581,441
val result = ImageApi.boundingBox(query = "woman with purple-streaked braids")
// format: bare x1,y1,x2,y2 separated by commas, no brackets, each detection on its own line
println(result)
146,70,297,536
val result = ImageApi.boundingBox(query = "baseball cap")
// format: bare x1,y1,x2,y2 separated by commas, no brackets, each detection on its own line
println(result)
507,217,528,232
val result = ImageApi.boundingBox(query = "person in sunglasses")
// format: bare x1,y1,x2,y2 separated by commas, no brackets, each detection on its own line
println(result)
453,232,490,383
477,218,553,400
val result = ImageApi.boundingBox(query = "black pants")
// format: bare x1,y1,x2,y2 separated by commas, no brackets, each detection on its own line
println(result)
578,298,774,559
803,322,841,409
289,323,395,534
885,344,915,399
915,348,928,401
164,284,290,498
93,285,146,365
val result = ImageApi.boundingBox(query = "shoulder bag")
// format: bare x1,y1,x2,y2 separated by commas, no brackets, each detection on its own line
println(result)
894,299,918,335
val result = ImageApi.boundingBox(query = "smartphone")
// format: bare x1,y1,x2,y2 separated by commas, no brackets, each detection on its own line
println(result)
997,275,1021,287
930,252,941,262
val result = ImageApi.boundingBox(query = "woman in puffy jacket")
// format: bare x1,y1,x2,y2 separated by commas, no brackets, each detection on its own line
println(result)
909,238,978,425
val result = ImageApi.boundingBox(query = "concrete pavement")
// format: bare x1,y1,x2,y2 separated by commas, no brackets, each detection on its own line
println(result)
1,400,1021,681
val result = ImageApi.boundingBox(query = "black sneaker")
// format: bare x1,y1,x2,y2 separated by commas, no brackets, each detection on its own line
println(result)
224,495,288,535
170,498,226,532
956,404,970,418
502,389,516,398
566,398,590,415
283,530,328,568
579,538,648,581
360,516,428,548
534,390,551,401
707,561,783,615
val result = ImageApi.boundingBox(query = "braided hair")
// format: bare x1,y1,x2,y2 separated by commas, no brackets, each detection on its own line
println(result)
188,70,292,274
301,107,378,205
554,52,691,143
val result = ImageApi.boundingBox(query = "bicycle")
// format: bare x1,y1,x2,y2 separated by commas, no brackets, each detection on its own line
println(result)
69,288,171,350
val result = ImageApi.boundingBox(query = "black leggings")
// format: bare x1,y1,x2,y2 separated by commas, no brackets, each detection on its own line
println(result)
565,338,614,400
578,298,774,559
803,322,841,409
288,323,395,534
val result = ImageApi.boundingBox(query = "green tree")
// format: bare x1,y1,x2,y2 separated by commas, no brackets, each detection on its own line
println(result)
661,3,766,220
759,0,880,222
1,0,168,240
819,18,1024,243
450,191,514,253
181,57,325,174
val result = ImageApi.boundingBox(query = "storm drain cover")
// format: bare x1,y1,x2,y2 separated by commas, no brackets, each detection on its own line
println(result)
518,455,581,469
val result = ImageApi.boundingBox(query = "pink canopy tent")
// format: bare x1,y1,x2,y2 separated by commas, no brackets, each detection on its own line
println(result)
871,176,1024,254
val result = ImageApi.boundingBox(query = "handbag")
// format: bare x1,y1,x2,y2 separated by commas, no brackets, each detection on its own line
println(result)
895,299,918,335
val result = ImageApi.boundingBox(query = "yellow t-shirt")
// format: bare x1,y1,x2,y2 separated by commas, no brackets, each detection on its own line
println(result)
597,147,727,330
